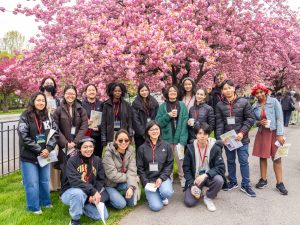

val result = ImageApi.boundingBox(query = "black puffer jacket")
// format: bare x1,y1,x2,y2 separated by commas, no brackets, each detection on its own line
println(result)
183,139,225,191
101,98,133,143
18,111,59,164
132,95,159,137
137,139,173,187
215,96,255,144
188,103,215,142
281,95,295,111
82,98,103,137
208,87,223,112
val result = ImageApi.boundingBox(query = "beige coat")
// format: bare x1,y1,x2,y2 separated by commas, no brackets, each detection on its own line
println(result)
103,143,138,189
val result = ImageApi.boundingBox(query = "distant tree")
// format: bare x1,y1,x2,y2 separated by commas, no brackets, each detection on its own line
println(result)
1,31,25,53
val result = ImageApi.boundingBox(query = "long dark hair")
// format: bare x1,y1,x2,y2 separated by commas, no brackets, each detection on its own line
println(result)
145,121,161,141
180,77,196,99
164,85,179,101
137,83,158,109
39,77,57,96
63,84,78,104
26,92,48,120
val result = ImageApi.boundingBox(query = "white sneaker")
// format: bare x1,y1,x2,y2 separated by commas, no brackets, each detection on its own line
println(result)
32,209,42,215
203,196,216,212
44,204,53,208
162,198,169,206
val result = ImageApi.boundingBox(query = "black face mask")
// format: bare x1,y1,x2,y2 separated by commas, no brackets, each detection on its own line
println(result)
44,85,56,94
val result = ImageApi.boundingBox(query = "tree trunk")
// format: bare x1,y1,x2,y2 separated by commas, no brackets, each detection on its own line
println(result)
1,94,9,112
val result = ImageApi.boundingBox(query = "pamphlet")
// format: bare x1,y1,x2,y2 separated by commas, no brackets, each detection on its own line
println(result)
145,183,157,192
89,110,102,129
37,150,58,167
220,130,243,151
274,143,291,160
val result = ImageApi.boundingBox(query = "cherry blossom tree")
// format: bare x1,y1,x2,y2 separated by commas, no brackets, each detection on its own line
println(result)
1,0,299,96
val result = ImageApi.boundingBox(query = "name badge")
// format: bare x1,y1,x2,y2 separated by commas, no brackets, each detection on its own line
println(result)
43,120,51,130
227,117,236,125
149,162,159,172
114,120,121,129
147,118,151,123
36,134,46,144
71,126,76,135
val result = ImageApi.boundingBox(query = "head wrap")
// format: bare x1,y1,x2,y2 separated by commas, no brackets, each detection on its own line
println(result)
251,83,269,96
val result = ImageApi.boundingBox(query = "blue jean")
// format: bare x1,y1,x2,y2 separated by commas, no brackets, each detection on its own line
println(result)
106,183,135,209
145,178,174,212
20,160,51,212
225,144,250,187
61,188,108,221
283,110,292,127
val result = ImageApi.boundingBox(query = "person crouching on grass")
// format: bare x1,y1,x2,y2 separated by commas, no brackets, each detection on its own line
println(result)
60,137,109,225
183,122,225,212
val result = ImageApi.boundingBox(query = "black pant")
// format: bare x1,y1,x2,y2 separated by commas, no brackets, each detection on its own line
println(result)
134,134,145,151
91,135,103,158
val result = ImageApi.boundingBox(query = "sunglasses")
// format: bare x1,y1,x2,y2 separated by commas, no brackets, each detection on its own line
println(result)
117,139,129,143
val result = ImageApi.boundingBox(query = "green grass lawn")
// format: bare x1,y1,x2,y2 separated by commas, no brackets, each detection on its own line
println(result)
0,171,145,225
0,108,24,115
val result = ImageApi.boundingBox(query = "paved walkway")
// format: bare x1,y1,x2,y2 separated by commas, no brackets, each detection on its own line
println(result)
120,126,300,225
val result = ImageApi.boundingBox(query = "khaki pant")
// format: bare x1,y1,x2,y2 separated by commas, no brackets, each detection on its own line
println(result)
171,144,185,185
50,164,61,191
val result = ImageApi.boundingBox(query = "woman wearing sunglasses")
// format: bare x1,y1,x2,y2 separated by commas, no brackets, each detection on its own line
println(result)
137,121,174,212
102,129,138,209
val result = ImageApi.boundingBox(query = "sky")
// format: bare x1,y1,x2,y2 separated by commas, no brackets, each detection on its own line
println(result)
0,0,300,45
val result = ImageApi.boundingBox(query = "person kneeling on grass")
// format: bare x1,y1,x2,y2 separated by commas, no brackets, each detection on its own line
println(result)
102,129,138,209
137,121,174,212
183,123,225,212
60,137,109,225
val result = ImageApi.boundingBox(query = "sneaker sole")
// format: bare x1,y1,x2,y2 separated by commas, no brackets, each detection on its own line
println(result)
256,184,268,189
240,188,256,197
276,188,288,195
226,185,238,191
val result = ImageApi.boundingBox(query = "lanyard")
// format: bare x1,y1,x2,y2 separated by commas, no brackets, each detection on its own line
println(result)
81,158,94,182
228,96,236,117
184,96,193,109
114,102,120,120
150,141,156,163
90,101,96,111
194,108,199,121
34,115,43,134
120,154,125,173
197,143,208,167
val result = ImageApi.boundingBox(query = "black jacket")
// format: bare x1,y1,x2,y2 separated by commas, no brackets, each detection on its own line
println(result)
18,111,59,164
137,139,173,187
208,87,223,112
60,153,107,199
132,95,159,137
183,140,225,191
281,95,295,111
188,103,215,141
215,96,255,144
82,98,103,137
101,98,133,143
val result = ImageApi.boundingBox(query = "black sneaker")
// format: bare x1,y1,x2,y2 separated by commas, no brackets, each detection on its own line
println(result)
241,186,256,197
223,182,238,191
276,183,288,195
255,178,268,189
69,219,81,225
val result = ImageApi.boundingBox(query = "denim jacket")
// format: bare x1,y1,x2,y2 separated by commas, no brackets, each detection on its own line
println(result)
252,95,284,135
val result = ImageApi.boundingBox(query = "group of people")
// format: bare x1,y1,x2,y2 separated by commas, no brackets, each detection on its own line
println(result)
18,74,288,225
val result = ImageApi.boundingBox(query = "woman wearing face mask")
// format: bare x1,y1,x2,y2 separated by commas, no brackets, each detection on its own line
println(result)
101,82,133,147
102,129,138,209
251,83,288,195
132,83,159,150
156,85,188,188
82,84,103,157
53,85,88,170
39,77,61,114
18,92,59,214
215,80,256,197
137,121,174,212
60,137,109,225
180,77,196,111
39,77,61,191
188,88,215,143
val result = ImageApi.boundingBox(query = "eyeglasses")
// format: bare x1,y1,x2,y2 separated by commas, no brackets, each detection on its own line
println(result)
149,128,159,132
81,145,94,150
117,139,129,143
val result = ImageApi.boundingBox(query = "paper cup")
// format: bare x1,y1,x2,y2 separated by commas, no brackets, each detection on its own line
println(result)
188,118,195,126
265,120,271,128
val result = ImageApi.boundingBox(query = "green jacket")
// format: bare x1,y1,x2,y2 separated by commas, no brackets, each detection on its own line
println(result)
155,101,188,145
